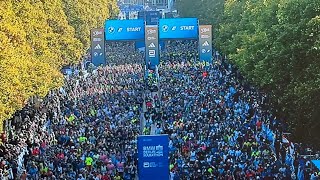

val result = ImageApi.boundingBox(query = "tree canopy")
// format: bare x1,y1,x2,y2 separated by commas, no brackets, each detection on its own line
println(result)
177,0,320,146
0,0,118,132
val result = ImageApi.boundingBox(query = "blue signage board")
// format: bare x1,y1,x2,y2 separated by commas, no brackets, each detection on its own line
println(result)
138,11,161,25
105,19,145,41
199,25,213,63
138,135,169,180
159,18,199,39
138,11,145,20
145,26,160,67
146,11,161,25
119,4,144,13
91,28,106,66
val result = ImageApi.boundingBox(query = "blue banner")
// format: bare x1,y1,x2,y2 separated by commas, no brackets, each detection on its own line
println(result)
91,28,106,66
105,19,145,41
159,18,198,39
135,41,145,49
138,135,169,180
145,25,160,67
199,25,213,63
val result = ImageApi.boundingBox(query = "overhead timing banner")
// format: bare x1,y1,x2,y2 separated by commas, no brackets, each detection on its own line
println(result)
145,25,160,67
138,135,169,180
199,25,213,63
90,28,106,66
105,19,145,41
159,18,198,39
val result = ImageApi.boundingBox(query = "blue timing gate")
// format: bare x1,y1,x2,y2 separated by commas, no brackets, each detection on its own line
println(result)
91,16,213,67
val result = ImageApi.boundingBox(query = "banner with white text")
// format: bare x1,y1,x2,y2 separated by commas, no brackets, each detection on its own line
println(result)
105,19,145,41
90,28,106,66
159,18,198,39
199,25,213,63
145,25,160,67
138,135,169,180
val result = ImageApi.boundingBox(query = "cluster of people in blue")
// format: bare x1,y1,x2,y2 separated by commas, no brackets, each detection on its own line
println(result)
0,39,319,180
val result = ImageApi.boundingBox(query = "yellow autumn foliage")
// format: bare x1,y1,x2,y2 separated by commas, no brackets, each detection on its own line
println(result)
0,0,118,132
62,0,119,51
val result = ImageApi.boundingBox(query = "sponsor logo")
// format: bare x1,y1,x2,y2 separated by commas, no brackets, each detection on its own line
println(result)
147,36,156,40
148,50,156,57
93,38,102,42
92,30,103,36
148,43,156,48
162,25,169,32
147,29,157,35
108,27,115,34
202,41,210,47
94,44,102,50
200,27,210,33
201,35,210,39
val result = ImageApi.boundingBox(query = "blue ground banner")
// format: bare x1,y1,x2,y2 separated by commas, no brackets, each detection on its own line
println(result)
105,19,145,41
90,28,106,66
199,25,213,63
138,135,169,180
159,18,198,39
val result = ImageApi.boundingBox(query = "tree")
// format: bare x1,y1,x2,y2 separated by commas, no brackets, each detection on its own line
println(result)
61,0,119,52
177,0,320,146
0,0,119,132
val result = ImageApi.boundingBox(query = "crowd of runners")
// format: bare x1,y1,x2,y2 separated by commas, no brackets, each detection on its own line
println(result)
0,41,319,180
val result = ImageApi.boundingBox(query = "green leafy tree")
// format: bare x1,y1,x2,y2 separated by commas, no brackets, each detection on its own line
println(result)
177,0,320,146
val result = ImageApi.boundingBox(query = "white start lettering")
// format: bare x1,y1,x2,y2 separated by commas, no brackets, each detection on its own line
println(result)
127,27,141,32
180,26,195,30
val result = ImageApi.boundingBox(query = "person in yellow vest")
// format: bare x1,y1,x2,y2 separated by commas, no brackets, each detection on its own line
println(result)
67,114,76,124
114,172,122,180
143,127,150,135
85,156,93,172
79,136,87,144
